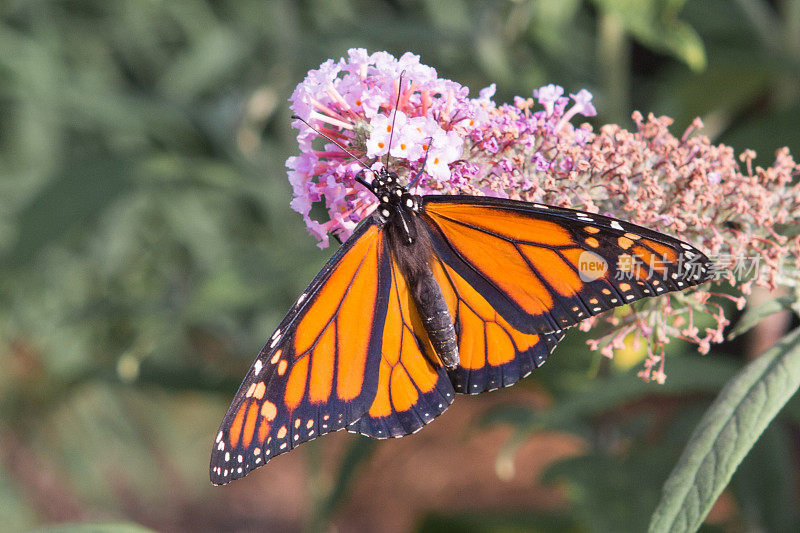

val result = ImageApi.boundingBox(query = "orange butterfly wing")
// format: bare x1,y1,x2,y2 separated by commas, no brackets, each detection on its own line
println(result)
210,222,390,485
429,257,565,394
421,196,711,337
212,194,712,483
348,253,455,438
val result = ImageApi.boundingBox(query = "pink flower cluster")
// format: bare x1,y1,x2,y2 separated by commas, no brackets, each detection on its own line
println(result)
287,48,597,247
288,49,480,247
286,49,800,381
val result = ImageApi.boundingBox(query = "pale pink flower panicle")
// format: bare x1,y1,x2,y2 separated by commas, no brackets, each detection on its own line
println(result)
286,49,800,380
287,49,485,247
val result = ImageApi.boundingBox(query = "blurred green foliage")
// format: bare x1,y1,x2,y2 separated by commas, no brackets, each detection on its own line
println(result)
1,0,799,532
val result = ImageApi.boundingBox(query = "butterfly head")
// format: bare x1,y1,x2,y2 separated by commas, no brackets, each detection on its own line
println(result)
367,167,420,224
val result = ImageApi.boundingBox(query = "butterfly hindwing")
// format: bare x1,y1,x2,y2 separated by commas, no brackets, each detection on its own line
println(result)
421,195,711,337
210,222,390,485
348,251,456,439
429,257,565,394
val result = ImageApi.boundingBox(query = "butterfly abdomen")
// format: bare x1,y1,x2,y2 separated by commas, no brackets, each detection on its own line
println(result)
413,270,459,368
385,205,459,369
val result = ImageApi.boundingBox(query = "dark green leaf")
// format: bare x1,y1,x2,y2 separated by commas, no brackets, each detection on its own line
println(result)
592,0,706,70
649,327,800,533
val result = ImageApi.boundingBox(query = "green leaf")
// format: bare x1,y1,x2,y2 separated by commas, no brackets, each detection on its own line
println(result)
728,295,795,340
648,327,800,533
592,0,706,71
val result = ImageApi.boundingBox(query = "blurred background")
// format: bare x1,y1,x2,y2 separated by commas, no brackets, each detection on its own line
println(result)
1,1,799,531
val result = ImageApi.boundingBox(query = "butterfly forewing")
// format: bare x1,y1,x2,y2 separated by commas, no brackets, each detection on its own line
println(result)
421,195,711,336
210,222,390,485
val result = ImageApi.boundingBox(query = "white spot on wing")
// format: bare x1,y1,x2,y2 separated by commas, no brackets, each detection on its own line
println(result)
270,333,282,348
610,221,624,231
254,360,263,375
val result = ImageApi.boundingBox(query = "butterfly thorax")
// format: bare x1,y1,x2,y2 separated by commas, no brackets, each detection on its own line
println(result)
370,168,459,370
371,169,420,244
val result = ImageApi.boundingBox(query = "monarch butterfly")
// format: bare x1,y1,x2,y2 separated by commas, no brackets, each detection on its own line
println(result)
210,102,712,487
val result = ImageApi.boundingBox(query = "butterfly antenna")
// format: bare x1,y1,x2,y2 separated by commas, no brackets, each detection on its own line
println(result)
291,115,375,193
291,115,371,171
407,136,433,193
384,70,406,169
